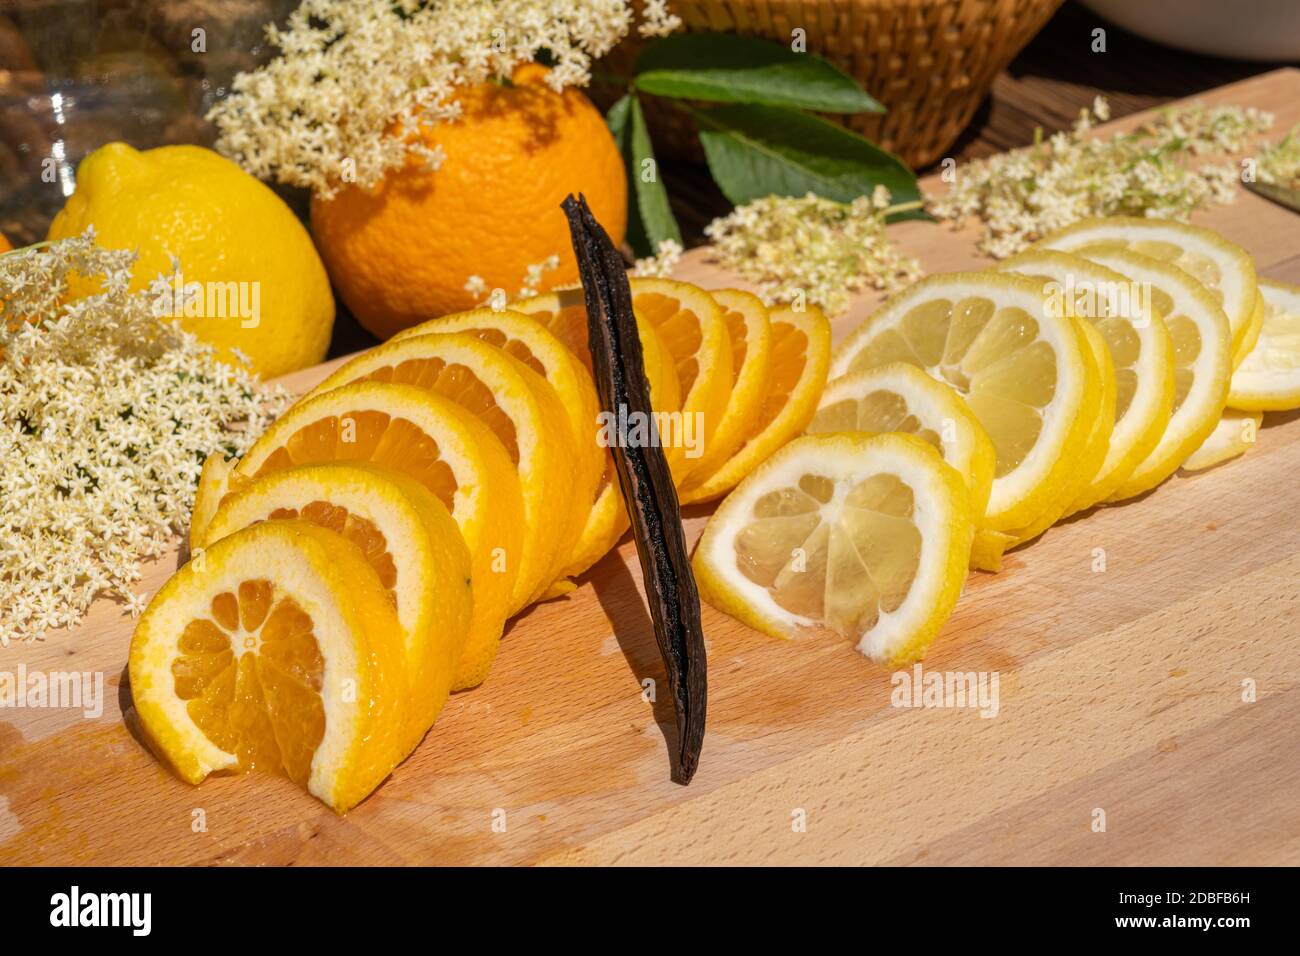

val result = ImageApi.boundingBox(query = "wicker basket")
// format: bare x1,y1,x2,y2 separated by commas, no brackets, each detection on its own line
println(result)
608,0,1065,169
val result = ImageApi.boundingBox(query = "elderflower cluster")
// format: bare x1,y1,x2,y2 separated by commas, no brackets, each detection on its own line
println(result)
1258,123,1300,190
210,0,679,198
929,98,1274,259
0,234,292,645
704,190,922,315
632,239,683,278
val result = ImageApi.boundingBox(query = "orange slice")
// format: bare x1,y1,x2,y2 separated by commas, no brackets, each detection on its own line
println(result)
627,277,733,484
306,332,586,610
194,463,472,733
200,382,523,689
680,306,831,504
678,288,771,485
129,520,412,813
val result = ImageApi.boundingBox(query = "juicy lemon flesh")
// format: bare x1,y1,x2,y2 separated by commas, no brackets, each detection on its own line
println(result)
809,391,944,451
734,471,921,638
1166,312,1203,413
636,291,704,396
267,502,398,600
846,296,1056,480
172,580,325,787
352,358,519,462
1078,237,1227,306
1015,267,1142,426
255,413,458,513
1099,315,1141,421
1253,297,1300,369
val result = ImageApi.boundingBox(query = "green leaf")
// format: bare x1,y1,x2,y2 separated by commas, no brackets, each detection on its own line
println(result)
607,94,682,257
633,33,882,115
687,103,924,219
606,93,633,144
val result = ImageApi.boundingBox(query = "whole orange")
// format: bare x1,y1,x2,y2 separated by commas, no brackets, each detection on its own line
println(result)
311,65,627,340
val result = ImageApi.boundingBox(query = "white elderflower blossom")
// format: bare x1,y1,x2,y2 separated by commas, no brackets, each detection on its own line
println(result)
929,99,1274,258
704,191,923,315
0,234,292,644
209,0,674,198
1258,123,1300,189
519,255,561,297
632,239,683,278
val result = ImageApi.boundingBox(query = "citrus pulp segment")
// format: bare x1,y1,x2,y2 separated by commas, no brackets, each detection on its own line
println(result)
512,286,682,425
392,307,622,588
1001,318,1115,546
514,285,684,530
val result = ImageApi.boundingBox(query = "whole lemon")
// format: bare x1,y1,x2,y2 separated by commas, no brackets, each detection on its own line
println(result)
311,64,627,341
49,142,334,378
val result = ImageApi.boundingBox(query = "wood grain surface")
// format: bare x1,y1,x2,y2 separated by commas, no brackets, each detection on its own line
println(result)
2,69,1299,866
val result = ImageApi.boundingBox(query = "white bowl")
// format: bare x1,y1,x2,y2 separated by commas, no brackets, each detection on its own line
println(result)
1079,0,1300,62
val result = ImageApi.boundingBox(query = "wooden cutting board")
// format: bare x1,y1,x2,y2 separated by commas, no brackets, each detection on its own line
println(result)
3,69,1300,867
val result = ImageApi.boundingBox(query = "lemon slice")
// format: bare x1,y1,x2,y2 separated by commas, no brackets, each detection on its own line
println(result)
1060,246,1231,500
216,382,523,688
995,249,1174,513
680,306,831,504
1236,290,1266,368
829,272,1098,532
805,362,996,518
1181,409,1261,472
194,464,472,732
693,433,973,664
307,332,586,611
960,319,1113,570
1036,216,1258,365
1227,279,1300,410
129,520,413,813
680,289,771,483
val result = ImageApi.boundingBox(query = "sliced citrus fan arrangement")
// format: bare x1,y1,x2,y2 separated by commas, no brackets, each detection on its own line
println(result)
131,245,832,809
695,216,1300,667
